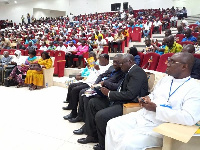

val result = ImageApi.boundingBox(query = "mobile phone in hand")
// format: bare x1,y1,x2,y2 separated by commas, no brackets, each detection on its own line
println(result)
139,97,147,103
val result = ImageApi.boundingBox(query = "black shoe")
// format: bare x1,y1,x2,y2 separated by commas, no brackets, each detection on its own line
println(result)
77,136,98,144
62,106,71,110
68,116,83,123
93,144,105,150
73,128,84,135
63,113,75,120
63,100,69,103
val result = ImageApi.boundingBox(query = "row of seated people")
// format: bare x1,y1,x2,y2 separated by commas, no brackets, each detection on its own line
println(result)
0,49,53,90
1,32,200,78
61,49,200,150
143,26,200,55
0,31,126,69
0,8,183,53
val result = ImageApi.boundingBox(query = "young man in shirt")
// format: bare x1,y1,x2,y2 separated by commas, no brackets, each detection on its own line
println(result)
111,30,124,53
93,36,107,58
181,28,197,43
55,41,67,52
164,35,183,54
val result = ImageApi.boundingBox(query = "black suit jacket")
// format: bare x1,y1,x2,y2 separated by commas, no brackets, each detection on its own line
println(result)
95,66,125,91
191,58,200,80
109,65,148,103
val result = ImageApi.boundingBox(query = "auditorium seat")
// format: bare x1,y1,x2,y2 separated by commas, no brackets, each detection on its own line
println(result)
0,49,8,55
103,46,109,54
130,27,142,42
36,50,44,56
46,50,55,57
138,52,144,67
9,49,16,55
192,32,199,39
156,53,174,73
180,41,194,46
188,24,198,30
175,34,185,44
19,49,25,56
73,52,89,68
193,54,200,59
141,53,160,71
43,67,54,87
54,51,66,76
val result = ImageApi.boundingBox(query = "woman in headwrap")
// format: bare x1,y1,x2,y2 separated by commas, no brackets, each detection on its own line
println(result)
8,48,38,88
7,50,28,87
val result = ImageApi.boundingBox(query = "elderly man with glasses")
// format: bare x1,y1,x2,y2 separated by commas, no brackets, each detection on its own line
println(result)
106,52,200,150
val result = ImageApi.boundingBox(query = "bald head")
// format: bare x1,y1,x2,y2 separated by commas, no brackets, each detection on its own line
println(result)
120,54,135,72
167,52,194,78
182,44,195,54
123,53,135,62
114,54,123,59
179,52,194,72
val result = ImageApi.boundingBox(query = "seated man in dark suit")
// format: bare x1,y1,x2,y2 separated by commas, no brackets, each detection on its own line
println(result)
68,54,125,125
182,44,200,79
77,54,149,150
62,54,110,120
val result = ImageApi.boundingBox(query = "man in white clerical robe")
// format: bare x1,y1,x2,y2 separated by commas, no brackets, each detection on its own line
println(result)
106,52,200,150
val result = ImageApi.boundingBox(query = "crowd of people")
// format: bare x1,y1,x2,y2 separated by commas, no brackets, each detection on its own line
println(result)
0,49,53,90
0,6,200,150
0,6,195,69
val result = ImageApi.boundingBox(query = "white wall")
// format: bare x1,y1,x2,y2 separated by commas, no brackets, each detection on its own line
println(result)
173,0,200,16
33,8,66,20
0,0,69,24
68,0,174,15
0,0,199,24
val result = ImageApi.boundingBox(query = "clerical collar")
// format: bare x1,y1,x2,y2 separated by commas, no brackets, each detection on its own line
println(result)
171,76,191,82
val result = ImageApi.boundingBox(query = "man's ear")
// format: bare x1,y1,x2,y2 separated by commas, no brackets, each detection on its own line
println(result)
182,63,188,71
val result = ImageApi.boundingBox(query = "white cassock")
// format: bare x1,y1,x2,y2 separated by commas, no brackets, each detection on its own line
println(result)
106,76,200,150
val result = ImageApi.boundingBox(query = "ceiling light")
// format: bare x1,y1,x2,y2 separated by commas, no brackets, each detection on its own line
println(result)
14,1,17,3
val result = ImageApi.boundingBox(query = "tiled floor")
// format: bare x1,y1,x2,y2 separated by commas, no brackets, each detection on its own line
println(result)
0,86,95,150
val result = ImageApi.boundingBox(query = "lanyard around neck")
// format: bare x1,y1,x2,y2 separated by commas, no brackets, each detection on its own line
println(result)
168,77,191,101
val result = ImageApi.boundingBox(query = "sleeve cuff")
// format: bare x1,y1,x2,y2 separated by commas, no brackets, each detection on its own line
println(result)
108,91,110,98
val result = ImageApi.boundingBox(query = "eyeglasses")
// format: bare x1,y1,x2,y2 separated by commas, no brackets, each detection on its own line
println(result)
167,57,183,65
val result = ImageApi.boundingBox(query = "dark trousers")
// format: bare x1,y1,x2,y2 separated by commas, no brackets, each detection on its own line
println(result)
107,42,112,53
66,82,89,117
78,88,91,121
69,54,83,67
153,26,159,33
162,23,168,31
78,89,101,121
85,97,123,147
65,54,71,67
111,41,121,53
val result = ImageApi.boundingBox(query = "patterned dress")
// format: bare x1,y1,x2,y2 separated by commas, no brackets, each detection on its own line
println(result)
24,58,52,87
9,56,38,85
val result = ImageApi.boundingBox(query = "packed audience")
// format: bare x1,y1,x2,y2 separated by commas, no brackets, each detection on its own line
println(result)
1,6,200,150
